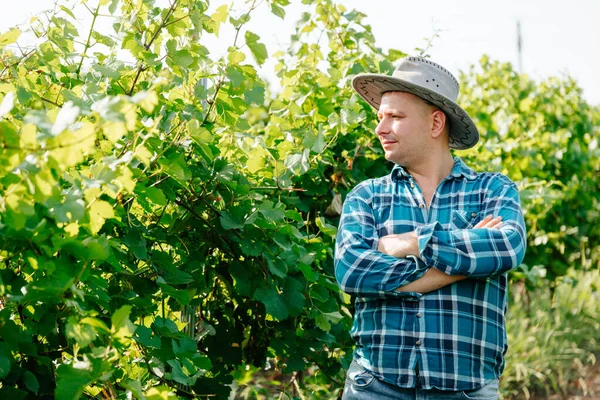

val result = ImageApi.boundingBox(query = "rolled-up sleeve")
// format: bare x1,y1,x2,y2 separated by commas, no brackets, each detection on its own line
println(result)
416,179,526,278
334,182,429,297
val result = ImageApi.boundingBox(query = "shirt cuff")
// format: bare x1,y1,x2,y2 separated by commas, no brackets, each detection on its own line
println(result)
415,222,441,266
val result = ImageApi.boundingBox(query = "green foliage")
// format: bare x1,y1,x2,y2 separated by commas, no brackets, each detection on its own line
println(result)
457,57,600,283
0,0,597,399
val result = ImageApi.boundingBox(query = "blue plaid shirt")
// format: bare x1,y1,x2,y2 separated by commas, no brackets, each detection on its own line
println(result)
335,157,526,391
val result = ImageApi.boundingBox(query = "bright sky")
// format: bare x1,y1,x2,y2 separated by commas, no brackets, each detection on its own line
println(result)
2,0,599,105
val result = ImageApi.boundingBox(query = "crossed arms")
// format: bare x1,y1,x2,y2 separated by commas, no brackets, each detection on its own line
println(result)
334,180,527,297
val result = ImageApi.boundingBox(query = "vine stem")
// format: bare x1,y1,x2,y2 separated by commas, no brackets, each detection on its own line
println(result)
77,4,101,77
202,0,261,125
128,0,179,96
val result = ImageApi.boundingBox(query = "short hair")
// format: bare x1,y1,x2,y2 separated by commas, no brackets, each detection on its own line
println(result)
422,98,451,133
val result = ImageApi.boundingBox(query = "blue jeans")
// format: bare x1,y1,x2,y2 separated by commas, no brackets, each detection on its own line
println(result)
342,359,499,400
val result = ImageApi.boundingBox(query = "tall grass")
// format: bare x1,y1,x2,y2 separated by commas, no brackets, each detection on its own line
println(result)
502,269,600,399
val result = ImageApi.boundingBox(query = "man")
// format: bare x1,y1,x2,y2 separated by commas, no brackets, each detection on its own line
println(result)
335,56,527,399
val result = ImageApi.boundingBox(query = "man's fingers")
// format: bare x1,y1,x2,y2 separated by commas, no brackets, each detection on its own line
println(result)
487,220,503,229
474,215,503,229
486,216,502,228
473,215,493,228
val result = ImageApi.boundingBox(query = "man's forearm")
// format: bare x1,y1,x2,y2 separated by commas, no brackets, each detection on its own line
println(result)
395,268,466,293
379,231,464,293
383,216,502,293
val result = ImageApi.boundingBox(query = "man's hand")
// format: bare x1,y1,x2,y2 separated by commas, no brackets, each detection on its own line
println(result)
377,231,419,259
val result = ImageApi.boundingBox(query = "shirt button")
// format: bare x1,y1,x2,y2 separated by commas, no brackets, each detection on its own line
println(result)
410,182,415,188
419,203,425,209
471,212,477,217
416,340,422,346
416,313,422,318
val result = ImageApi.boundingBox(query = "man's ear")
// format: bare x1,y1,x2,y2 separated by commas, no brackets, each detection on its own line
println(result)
431,110,447,139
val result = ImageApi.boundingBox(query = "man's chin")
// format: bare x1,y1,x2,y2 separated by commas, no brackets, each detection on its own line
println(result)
383,152,402,165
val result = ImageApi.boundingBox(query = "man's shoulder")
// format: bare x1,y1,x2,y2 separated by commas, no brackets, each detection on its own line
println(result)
346,175,393,199
474,171,517,185
471,170,519,193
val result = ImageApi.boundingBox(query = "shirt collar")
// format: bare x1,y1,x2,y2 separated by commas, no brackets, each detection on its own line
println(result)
391,157,477,182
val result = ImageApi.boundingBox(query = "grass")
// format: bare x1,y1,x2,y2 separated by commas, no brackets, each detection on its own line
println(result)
502,269,600,399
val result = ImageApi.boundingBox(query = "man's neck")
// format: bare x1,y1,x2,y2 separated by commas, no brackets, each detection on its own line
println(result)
406,152,455,188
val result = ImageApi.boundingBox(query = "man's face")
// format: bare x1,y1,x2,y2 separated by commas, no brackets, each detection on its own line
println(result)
375,91,437,166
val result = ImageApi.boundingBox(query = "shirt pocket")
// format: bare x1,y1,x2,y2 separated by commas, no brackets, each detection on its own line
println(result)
450,209,479,230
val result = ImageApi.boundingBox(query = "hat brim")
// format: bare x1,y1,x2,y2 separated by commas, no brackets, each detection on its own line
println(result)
352,74,479,150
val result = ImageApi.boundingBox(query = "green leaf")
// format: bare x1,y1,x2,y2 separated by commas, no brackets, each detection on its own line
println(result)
226,65,246,87
219,212,244,230
211,5,228,26
145,385,177,399
271,4,286,19
158,283,191,305
244,85,265,106
193,354,213,371
0,355,10,379
227,48,246,65
108,0,119,14
23,371,39,395
245,31,267,66
282,277,305,317
0,91,14,118
88,200,115,235
316,216,337,237
59,5,76,19
315,310,344,332
16,87,32,104
229,262,253,296
246,148,266,173
121,380,144,400
158,152,192,183
91,31,115,47
171,50,195,68
173,337,197,356
79,317,110,334
0,28,20,50
55,364,95,400
267,257,288,278
135,326,162,349
123,230,148,260
285,210,303,222
138,186,167,207
259,200,285,222
66,317,96,348
131,90,159,113
284,149,310,176
229,13,251,29
187,119,213,144
111,305,136,342
167,359,193,386
254,286,288,320
298,263,316,282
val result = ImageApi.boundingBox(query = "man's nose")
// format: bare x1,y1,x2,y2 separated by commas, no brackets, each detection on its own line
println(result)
375,118,388,137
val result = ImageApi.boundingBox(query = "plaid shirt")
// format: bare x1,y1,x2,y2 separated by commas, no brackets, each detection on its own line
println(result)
334,157,526,391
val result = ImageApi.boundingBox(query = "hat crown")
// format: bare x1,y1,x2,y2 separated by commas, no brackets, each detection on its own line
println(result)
392,56,460,102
